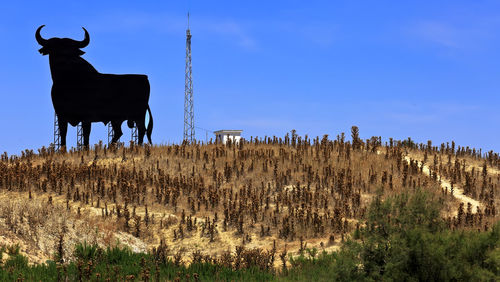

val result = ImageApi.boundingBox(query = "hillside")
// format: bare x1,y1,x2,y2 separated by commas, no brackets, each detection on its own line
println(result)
0,133,498,269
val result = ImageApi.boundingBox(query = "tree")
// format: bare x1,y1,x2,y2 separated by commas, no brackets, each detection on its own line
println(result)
351,126,360,150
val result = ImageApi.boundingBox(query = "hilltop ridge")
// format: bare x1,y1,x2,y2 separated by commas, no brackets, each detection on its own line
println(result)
0,134,498,266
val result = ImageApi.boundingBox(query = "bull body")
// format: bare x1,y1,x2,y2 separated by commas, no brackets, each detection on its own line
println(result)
36,25,153,147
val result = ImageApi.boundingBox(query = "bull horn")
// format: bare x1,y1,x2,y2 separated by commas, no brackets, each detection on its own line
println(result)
35,25,48,46
75,27,90,48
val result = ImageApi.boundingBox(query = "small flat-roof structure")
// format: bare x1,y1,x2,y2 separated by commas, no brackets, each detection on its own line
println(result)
214,130,243,144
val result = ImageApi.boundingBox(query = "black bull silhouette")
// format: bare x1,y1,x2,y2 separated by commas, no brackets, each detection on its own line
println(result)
35,25,153,147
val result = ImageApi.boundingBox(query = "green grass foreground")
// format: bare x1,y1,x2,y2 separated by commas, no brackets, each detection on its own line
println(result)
1,189,498,281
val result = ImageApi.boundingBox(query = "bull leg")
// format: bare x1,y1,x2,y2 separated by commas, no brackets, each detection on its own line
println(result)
58,116,68,148
82,121,91,148
111,120,123,143
136,119,146,145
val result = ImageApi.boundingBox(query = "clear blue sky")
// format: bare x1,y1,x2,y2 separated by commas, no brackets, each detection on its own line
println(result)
1,0,499,155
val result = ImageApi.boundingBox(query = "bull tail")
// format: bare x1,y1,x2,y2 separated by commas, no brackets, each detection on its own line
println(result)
146,105,153,144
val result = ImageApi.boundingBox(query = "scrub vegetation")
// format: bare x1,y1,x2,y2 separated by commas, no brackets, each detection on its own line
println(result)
0,128,498,280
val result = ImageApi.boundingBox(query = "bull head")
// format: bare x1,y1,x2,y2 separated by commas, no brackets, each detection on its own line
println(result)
35,25,90,56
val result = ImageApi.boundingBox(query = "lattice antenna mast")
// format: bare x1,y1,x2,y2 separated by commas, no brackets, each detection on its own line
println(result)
183,12,195,143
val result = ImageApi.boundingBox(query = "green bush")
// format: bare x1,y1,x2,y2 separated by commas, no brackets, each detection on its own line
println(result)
0,189,497,281
74,241,102,262
281,188,500,281
0,243,274,281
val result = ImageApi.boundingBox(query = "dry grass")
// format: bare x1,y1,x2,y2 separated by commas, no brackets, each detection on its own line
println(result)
0,134,497,265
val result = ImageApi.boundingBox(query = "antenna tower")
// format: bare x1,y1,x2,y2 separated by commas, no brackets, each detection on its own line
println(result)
183,12,195,143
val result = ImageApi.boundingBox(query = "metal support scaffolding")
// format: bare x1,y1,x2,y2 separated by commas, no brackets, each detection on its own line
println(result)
131,125,138,144
107,123,114,145
52,118,139,149
183,13,195,143
53,112,61,151
76,123,84,150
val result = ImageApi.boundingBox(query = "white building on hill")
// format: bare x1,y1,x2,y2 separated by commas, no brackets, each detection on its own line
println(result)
214,130,243,144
